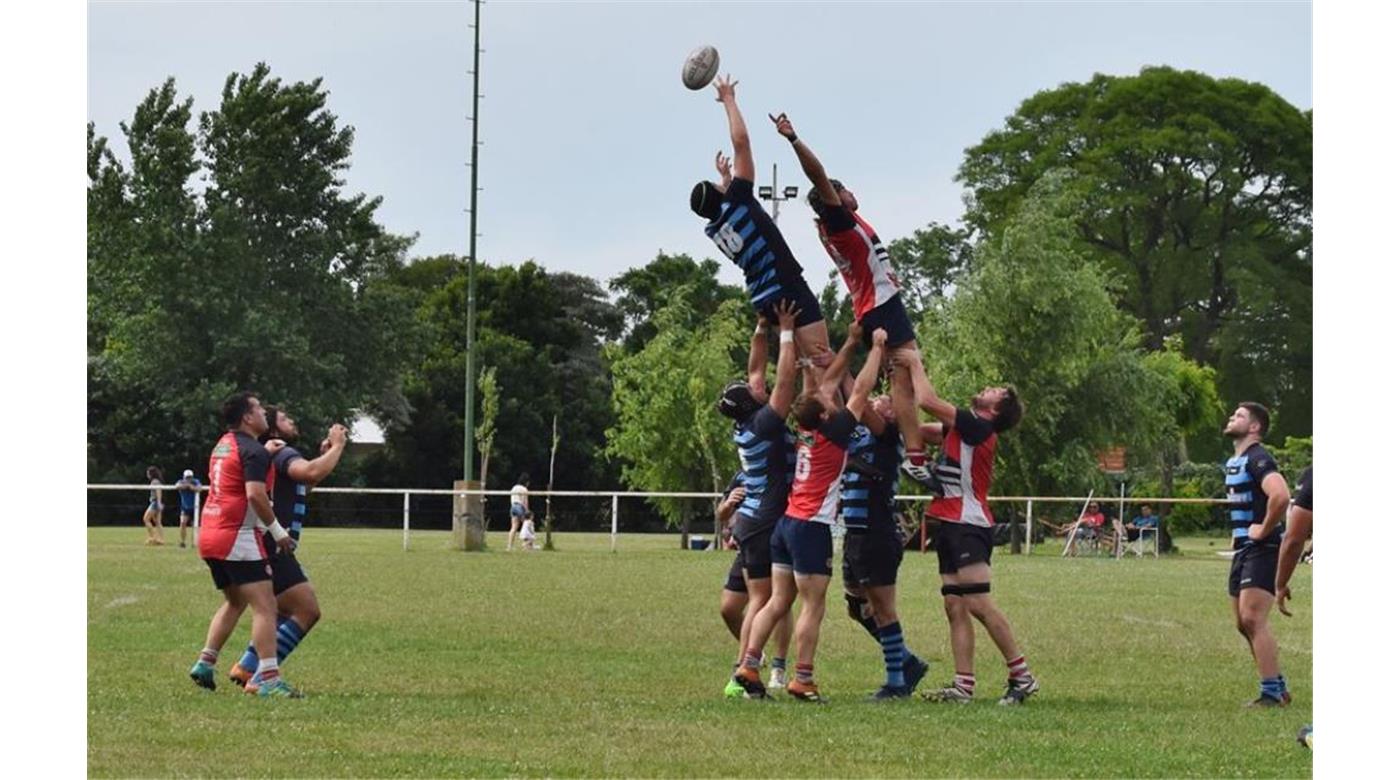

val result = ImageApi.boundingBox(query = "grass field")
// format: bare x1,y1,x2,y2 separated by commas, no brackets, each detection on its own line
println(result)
88,527,1312,778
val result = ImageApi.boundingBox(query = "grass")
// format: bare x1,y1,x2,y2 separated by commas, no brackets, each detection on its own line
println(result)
88,527,1312,778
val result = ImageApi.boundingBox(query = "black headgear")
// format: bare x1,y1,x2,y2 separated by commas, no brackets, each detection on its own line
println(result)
690,181,722,220
716,380,761,421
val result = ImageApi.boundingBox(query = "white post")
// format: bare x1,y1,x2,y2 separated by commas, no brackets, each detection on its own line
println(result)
610,494,619,553
1025,499,1033,556
192,489,202,546
402,491,411,551
1116,482,1126,560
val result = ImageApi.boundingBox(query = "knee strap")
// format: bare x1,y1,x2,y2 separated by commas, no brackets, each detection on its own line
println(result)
846,593,869,622
941,582,991,597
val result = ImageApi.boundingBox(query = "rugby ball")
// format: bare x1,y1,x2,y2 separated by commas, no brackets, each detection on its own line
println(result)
682,45,720,90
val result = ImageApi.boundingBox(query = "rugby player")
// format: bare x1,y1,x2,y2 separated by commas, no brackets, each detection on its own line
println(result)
1275,466,1311,617
735,322,889,702
891,350,1037,705
717,475,793,695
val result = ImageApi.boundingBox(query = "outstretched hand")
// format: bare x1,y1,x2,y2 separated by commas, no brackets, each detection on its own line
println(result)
768,112,797,140
713,74,738,103
775,299,800,331
715,150,732,179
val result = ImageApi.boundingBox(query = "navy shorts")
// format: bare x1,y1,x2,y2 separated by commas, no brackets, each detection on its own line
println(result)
770,516,833,577
260,531,310,595
723,554,747,593
204,558,272,590
859,295,916,348
757,281,824,329
1228,543,1279,596
842,526,905,588
737,526,774,579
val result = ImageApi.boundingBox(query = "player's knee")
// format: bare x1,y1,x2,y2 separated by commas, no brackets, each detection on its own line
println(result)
299,602,322,630
845,593,869,623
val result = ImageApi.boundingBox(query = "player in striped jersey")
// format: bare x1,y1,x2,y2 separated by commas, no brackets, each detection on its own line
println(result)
717,300,801,698
1222,403,1293,707
227,406,348,692
717,474,793,697
892,350,1037,706
734,322,889,702
690,75,831,366
769,112,939,491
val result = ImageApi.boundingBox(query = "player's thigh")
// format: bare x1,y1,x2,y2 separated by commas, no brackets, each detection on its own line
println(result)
794,572,831,605
865,583,898,618
1238,585,1275,619
952,561,992,587
277,580,319,616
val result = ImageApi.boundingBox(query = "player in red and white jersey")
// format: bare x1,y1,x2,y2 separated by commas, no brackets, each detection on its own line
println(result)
770,112,940,491
187,392,302,698
892,350,1039,706
734,322,889,702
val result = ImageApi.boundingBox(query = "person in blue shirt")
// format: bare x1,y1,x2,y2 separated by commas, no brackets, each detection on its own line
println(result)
1222,402,1293,707
175,469,202,549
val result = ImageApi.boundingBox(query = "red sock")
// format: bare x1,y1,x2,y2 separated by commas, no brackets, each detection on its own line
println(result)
1007,655,1031,680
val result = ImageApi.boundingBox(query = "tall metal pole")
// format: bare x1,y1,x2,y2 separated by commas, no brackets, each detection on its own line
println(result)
770,163,780,220
463,0,482,484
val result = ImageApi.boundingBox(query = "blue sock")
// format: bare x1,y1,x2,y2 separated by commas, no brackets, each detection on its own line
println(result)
1260,675,1286,700
771,657,786,671
878,622,907,689
241,617,307,681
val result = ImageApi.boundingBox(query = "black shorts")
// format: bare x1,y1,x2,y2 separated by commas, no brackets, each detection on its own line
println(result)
723,553,747,593
271,551,310,595
204,558,273,590
737,527,775,580
1228,544,1279,596
931,520,994,575
770,516,833,577
842,527,905,588
757,281,824,328
859,296,916,348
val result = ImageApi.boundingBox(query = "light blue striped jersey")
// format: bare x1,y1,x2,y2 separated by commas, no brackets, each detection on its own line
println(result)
731,405,797,541
702,178,806,309
1224,442,1281,549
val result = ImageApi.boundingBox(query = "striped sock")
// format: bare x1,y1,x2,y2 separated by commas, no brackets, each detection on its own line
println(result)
954,671,975,695
1260,675,1286,700
198,647,218,666
796,662,815,684
1007,655,1031,681
878,622,908,689
743,649,762,671
275,617,306,662
256,657,280,686
771,656,786,671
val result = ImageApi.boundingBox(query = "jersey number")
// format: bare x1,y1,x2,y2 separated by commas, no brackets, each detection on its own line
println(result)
713,223,744,258
795,449,812,481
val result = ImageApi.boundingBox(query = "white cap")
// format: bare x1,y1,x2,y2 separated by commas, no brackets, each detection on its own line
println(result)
182,469,194,478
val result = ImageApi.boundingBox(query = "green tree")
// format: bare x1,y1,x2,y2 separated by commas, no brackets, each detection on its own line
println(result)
920,170,1173,498
958,66,1312,440
606,297,749,527
609,252,744,353
475,365,500,488
885,221,975,320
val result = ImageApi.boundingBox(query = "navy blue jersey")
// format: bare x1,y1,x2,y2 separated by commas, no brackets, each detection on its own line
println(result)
840,422,903,531
1293,466,1312,512
703,178,806,309
1224,442,1282,549
271,446,310,541
731,405,797,541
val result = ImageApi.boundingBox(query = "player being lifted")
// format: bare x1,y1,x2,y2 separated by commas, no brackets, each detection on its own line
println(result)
891,350,1037,705
715,300,801,698
227,406,349,692
690,76,830,367
771,112,939,490
735,322,889,702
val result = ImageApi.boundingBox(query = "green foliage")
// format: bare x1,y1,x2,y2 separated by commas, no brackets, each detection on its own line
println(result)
475,365,500,484
608,252,745,354
920,170,1176,497
884,221,975,320
959,66,1312,441
1273,435,1312,485
88,67,425,482
606,298,750,526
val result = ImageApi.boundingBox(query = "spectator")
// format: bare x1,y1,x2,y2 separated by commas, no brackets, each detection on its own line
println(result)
175,469,202,549
142,466,166,546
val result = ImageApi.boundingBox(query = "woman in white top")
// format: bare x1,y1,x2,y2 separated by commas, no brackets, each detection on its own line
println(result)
142,465,166,546
508,474,530,551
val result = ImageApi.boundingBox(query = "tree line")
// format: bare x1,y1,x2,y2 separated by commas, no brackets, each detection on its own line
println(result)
89,63,1311,530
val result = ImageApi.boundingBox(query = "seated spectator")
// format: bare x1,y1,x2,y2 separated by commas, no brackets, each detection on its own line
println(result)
1077,502,1106,540
1127,504,1159,541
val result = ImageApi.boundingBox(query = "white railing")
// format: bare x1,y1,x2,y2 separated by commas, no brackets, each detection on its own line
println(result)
89,483,1227,555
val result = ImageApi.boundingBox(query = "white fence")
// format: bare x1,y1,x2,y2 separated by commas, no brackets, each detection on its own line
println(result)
89,483,1229,556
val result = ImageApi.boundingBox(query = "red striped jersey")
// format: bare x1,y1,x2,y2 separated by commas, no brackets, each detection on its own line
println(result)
814,203,901,320
785,410,858,525
925,409,998,527
198,431,274,561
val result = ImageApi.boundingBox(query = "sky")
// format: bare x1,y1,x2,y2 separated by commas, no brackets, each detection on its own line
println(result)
88,0,1312,295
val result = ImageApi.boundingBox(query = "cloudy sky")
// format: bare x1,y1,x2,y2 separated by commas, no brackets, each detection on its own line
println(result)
88,0,1312,293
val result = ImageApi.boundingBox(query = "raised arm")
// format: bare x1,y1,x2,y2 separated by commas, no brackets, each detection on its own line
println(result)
819,321,864,398
770,113,840,206
746,316,768,394
845,329,887,420
715,151,733,194
714,75,754,181
891,348,956,426
286,424,350,487
769,300,801,417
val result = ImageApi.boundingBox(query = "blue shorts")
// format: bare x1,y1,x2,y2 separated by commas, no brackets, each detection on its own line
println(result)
756,280,824,329
510,504,528,519
859,295,916,348
770,516,833,577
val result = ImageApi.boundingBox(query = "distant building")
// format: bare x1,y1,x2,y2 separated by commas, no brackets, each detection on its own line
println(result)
347,413,386,459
